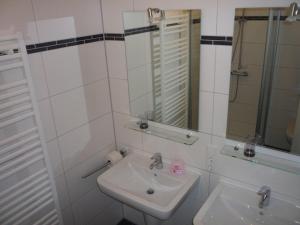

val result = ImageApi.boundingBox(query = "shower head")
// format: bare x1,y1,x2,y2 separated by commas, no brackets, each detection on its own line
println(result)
286,2,300,22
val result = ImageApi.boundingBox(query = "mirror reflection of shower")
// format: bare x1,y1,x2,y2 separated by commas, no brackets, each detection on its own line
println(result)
227,6,300,155
230,9,248,103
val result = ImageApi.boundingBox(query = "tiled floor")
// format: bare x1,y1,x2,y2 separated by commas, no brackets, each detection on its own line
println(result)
117,219,137,225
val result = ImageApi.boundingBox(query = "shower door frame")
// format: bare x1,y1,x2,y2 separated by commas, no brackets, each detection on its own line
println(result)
255,8,281,144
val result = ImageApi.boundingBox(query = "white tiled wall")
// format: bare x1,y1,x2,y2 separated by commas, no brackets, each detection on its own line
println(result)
103,0,300,224
123,11,160,118
1,0,300,225
0,1,122,225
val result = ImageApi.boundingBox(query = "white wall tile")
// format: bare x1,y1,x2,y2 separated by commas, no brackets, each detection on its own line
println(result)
78,42,108,84
51,80,110,136
47,139,63,177
125,34,148,70
110,78,130,114
243,21,268,43
65,145,114,203
229,84,261,106
42,46,83,96
113,112,143,149
28,53,49,100
274,68,300,90
83,79,112,120
106,41,128,79
71,188,116,225
212,93,229,137
142,133,188,160
32,0,103,42
51,87,89,136
232,43,265,66
38,98,56,141
88,201,123,225
54,174,71,210
198,91,213,134
199,45,215,92
128,65,149,101
277,45,300,69
101,0,134,33
279,21,300,45
62,207,75,225
123,11,148,30
123,205,145,225
0,0,38,44
130,94,153,117
59,114,115,171
228,102,257,124
214,46,232,94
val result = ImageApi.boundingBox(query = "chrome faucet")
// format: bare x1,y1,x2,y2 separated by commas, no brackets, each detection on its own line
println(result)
257,186,271,208
149,153,163,170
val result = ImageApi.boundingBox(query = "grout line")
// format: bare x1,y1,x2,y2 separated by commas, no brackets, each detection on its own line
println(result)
55,111,113,139
48,77,108,99
63,142,115,175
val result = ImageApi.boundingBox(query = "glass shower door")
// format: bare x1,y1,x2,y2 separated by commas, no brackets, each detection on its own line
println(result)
255,9,281,146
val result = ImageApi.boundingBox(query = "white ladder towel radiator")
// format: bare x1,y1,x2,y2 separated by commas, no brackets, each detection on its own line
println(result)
151,12,190,128
0,34,63,225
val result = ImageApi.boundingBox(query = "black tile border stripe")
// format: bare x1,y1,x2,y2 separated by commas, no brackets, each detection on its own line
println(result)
25,18,203,54
124,18,200,36
25,32,233,54
26,33,106,54
235,16,287,21
125,25,159,36
201,36,232,46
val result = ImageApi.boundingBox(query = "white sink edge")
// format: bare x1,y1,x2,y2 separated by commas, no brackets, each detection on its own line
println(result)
193,178,300,225
97,151,201,220
98,174,199,219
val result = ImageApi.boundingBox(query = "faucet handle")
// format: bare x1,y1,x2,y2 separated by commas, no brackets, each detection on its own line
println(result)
151,152,162,160
257,185,271,195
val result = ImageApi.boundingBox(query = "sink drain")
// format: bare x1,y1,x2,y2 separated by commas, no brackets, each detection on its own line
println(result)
146,188,154,195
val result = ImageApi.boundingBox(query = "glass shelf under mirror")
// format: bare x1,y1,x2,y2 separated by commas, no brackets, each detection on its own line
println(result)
221,145,300,175
126,121,199,145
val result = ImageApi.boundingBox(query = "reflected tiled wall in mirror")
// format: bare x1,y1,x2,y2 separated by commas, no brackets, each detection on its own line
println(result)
227,7,300,155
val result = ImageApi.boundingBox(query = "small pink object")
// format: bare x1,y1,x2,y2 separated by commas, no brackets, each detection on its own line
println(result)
169,160,185,176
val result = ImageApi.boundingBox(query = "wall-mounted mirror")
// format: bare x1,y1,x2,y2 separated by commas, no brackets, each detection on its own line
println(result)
227,7,300,155
123,10,201,131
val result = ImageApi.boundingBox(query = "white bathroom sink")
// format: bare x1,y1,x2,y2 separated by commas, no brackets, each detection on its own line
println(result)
97,152,200,220
193,180,300,225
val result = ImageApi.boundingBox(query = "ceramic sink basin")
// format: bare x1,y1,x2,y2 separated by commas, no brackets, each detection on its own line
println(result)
193,180,300,225
97,152,199,220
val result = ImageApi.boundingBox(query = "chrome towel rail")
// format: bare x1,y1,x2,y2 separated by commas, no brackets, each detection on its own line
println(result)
81,161,111,179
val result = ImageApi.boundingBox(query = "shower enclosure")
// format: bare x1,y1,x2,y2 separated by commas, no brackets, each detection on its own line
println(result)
228,6,300,154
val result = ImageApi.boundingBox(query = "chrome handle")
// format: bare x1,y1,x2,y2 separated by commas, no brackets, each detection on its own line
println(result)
81,161,111,179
